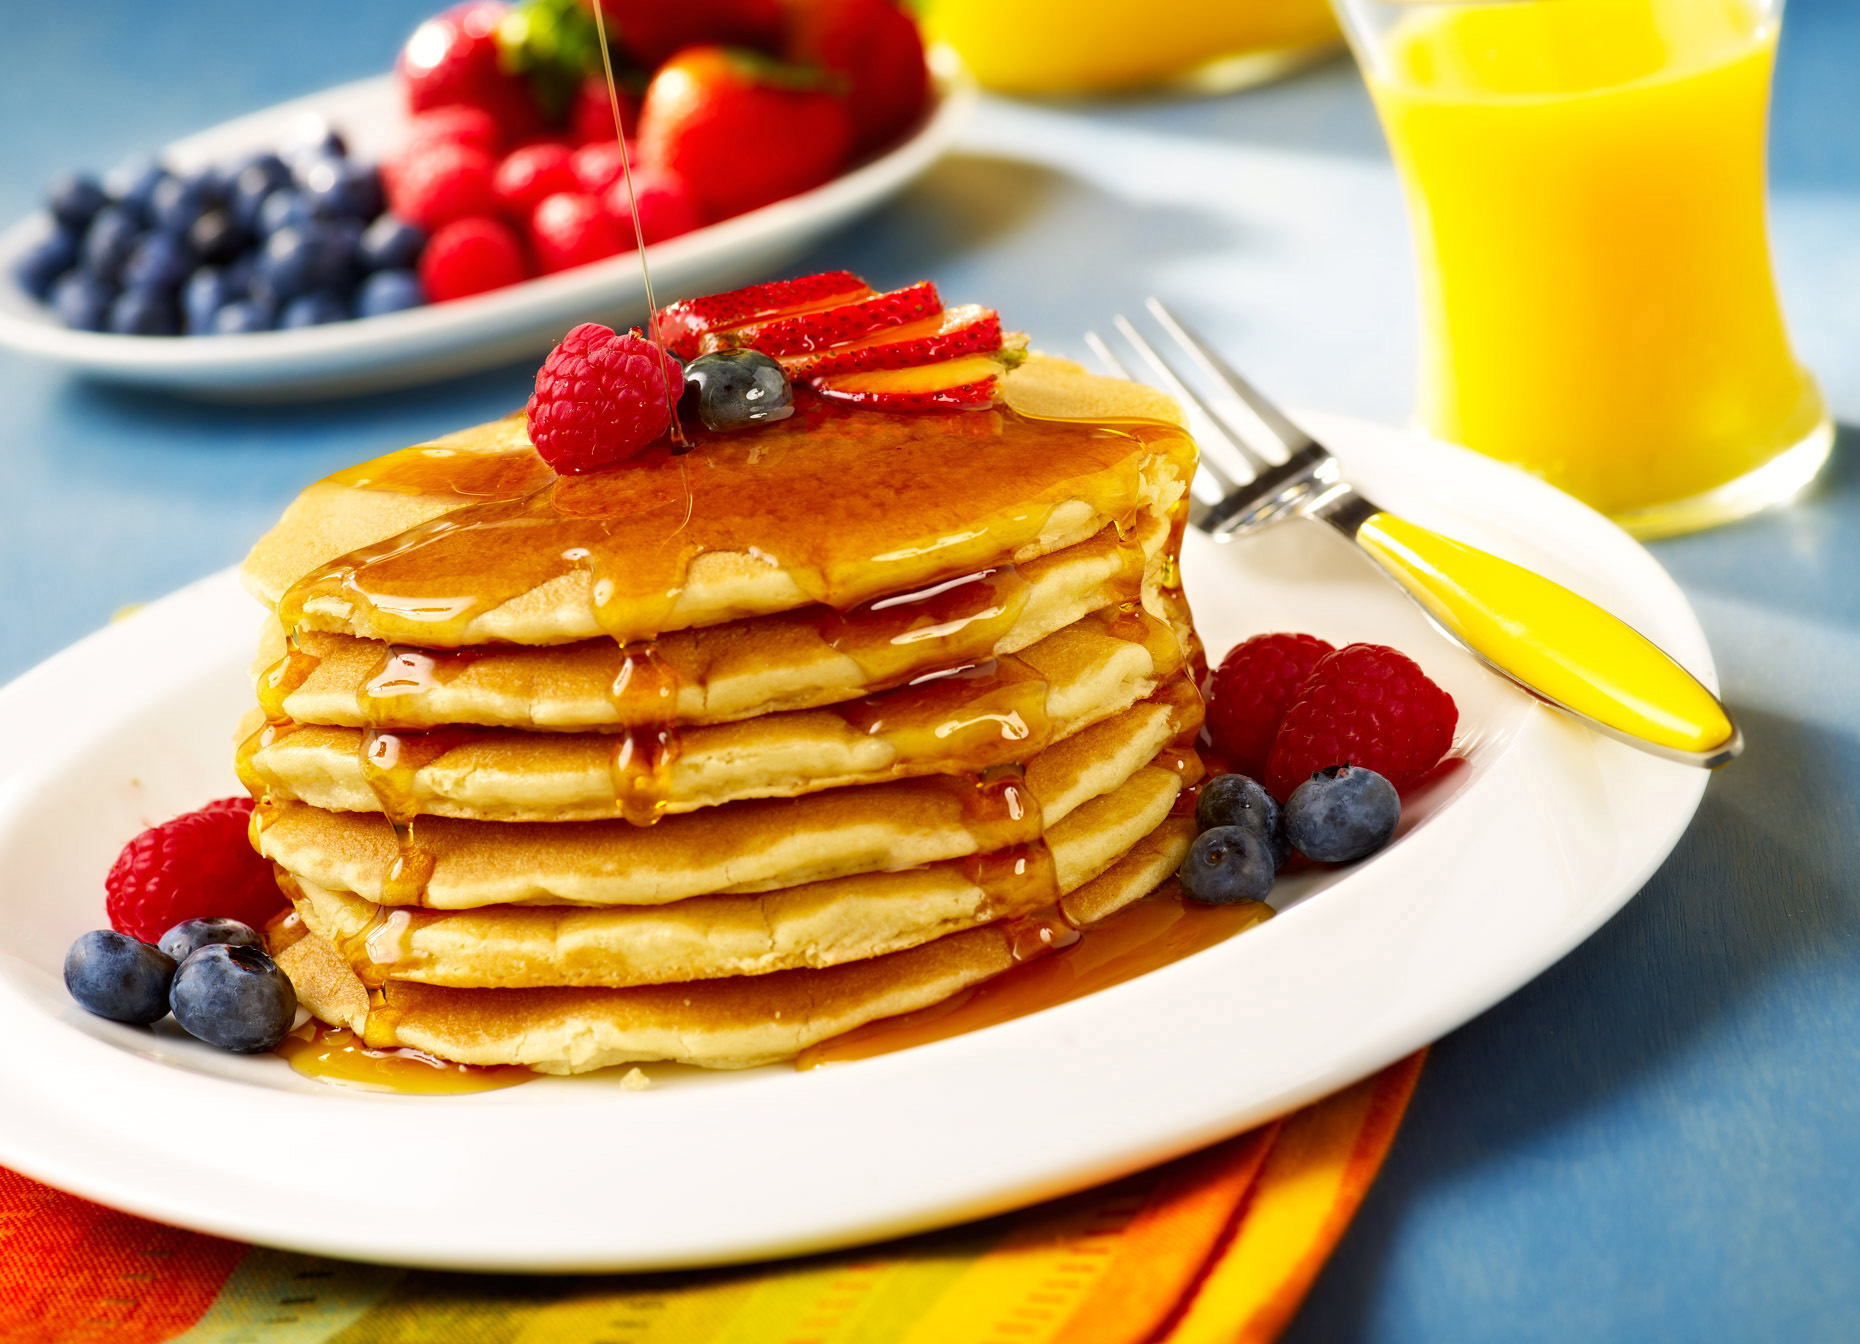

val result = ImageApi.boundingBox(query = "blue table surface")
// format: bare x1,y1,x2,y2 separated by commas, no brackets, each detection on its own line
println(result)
4,3,1857,1338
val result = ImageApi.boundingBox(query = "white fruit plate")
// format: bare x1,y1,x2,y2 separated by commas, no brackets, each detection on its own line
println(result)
0,412,1712,1272
0,53,975,400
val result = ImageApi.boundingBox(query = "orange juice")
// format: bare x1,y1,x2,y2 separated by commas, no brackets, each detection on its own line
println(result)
925,0,1338,95
1360,0,1826,525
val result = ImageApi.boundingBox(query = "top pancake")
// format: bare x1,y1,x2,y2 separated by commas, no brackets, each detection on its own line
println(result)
241,357,1195,648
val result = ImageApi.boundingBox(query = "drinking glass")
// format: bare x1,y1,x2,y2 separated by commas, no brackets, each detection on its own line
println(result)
1331,0,1830,537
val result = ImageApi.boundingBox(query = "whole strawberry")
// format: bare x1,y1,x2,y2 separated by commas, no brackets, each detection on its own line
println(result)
783,0,929,154
595,0,784,68
526,323,680,473
639,47,853,221
1264,643,1459,802
398,1,546,139
1205,632,1336,781
106,797,286,945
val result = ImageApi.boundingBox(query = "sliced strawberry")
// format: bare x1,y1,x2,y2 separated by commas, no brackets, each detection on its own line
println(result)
656,269,871,358
787,304,1002,377
718,281,942,358
813,353,1007,410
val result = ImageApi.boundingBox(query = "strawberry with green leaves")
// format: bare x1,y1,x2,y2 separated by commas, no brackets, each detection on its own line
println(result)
639,47,852,221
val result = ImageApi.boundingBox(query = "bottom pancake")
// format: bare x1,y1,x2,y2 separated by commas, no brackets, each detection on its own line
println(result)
272,816,1198,1073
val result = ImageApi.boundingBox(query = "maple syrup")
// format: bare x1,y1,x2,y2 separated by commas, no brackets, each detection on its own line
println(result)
276,1021,535,1094
278,400,1196,650
356,644,485,721
795,889,1272,1069
354,725,483,900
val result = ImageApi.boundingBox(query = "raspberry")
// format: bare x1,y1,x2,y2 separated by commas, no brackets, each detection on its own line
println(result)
603,167,703,244
570,78,639,144
387,140,498,232
1205,633,1336,780
420,216,528,302
526,323,679,473
493,142,578,218
383,108,503,196
570,140,634,197
1264,643,1459,802
105,797,285,945
529,192,629,273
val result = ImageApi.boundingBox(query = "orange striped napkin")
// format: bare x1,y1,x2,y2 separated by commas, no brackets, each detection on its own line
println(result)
0,1053,1420,1344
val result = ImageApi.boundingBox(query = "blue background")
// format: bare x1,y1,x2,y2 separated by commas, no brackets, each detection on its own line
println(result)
2,2,1856,1338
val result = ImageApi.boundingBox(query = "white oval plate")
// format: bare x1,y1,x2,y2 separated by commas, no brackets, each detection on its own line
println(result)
0,56,975,401
0,412,1711,1272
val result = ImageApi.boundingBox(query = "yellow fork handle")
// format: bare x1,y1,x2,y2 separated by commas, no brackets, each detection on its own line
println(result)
1352,512,1738,763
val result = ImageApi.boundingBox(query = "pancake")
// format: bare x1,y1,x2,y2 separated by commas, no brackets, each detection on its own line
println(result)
251,693,1200,909
240,357,1196,649
252,514,1177,732
237,615,1193,824
271,814,1193,1073
279,757,1194,989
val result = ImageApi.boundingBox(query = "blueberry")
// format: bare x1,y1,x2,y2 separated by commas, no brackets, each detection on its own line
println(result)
104,156,168,224
222,251,256,296
147,172,216,235
158,916,264,963
80,205,141,282
1195,773,1290,870
13,226,78,299
186,208,249,265
47,172,108,233
680,350,793,432
1177,825,1276,906
209,299,274,334
64,930,175,1025
230,162,291,230
355,268,423,317
169,943,296,1052
252,223,351,304
1283,764,1400,864
301,157,383,221
279,290,349,328
121,231,195,291
256,188,316,237
357,214,425,272
182,266,233,332
50,271,116,330
109,285,179,335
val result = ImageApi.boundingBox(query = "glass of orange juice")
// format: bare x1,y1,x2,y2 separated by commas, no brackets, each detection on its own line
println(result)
1332,0,1830,537
924,0,1339,96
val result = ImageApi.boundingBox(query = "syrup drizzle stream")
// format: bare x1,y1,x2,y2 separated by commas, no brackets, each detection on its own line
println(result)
590,0,684,447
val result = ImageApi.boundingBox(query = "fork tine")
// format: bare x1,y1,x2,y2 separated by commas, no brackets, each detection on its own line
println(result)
1082,330,1133,381
1111,315,1272,482
1144,298,1314,456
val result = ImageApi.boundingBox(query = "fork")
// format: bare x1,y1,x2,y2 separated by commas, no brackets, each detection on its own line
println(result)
1090,299,1741,769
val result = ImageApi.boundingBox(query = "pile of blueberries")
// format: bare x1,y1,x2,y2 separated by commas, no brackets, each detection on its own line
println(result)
65,918,296,1053
13,120,428,336
1179,764,1401,906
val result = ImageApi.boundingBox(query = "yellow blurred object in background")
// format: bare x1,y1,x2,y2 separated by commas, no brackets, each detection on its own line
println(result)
922,0,1339,95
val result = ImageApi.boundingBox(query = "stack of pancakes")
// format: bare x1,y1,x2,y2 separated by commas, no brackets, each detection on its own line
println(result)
238,355,1208,1073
